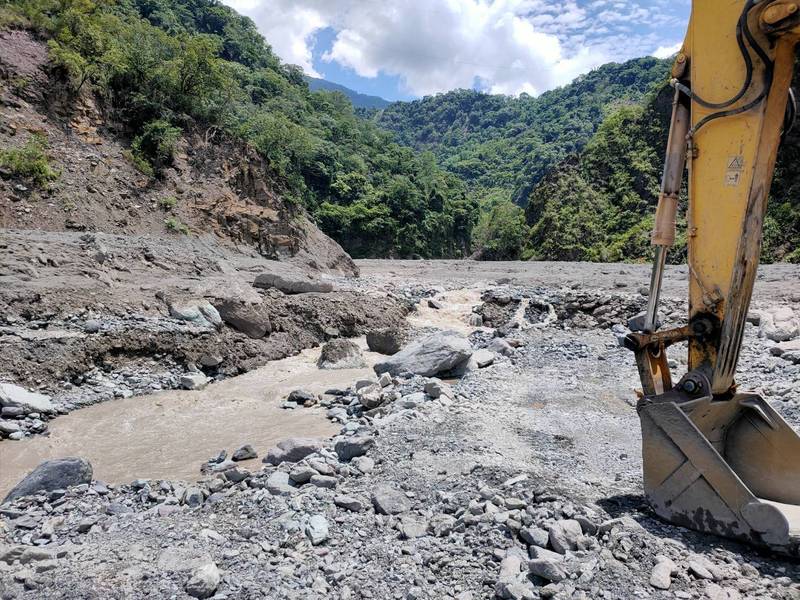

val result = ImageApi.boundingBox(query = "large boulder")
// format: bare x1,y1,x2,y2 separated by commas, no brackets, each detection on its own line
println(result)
3,458,92,504
168,299,222,329
758,307,799,342
0,383,54,415
317,339,366,369
263,438,322,465
214,300,271,339
253,268,333,294
373,331,472,377
366,327,408,355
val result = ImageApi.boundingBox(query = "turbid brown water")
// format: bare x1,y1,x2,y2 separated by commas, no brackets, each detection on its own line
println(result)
0,293,480,498
0,341,382,497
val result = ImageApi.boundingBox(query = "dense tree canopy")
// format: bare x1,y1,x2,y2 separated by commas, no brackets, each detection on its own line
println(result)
376,58,671,206
1,0,477,258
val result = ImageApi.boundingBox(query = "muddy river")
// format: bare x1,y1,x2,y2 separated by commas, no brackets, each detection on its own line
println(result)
0,290,481,497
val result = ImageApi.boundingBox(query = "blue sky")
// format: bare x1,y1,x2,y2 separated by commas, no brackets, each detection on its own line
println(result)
227,0,691,101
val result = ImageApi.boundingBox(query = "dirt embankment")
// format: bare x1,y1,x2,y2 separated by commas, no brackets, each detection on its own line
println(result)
0,29,353,275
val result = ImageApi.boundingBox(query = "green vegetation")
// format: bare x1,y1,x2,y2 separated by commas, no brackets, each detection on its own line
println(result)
0,133,58,185
376,58,670,206
3,0,477,258
522,63,800,263
164,216,189,234
158,195,178,211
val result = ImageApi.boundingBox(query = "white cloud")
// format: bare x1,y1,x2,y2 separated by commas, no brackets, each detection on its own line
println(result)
652,41,682,59
225,0,686,97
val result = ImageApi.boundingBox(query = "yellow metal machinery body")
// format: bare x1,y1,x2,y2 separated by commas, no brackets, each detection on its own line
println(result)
628,0,800,555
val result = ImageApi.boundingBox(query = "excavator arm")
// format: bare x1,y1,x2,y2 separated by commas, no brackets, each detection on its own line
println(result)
625,0,800,554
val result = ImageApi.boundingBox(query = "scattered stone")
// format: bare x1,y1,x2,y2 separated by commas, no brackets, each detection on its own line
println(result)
265,471,295,496
305,514,329,545
0,383,54,414
472,348,495,368
378,372,393,387
335,436,374,461
264,438,323,465
253,270,333,294
317,338,367,369
520,526,549,548
185,562,221,599
214,300,271,339
180,373,209,390
3,458,92,504
289,465,318,485
232,444,257,461
169,299,222,329
650,556,677,590
366,327,408,355
374,330,472,377
398,517,428,539
487,338,514,357
372,486,411,515
424,378,452,399
528,554,566,583
309,474,337,489
334,495,365,512
427,298,442,309
548,519,582,554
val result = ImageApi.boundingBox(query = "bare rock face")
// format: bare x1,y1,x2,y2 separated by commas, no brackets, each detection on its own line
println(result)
317,339,366,369
3,458,92,504
373,331,472,377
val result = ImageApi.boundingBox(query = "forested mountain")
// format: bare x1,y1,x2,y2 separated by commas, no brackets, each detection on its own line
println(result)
305,76,390,110
376,58,671,206
523,61,800,263
1,0,477,259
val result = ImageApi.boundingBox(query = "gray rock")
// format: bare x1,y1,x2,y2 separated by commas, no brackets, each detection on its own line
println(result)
352,456,375,474
335,436,374,461
182,487,204,508
689,560,714,580
472,348,496,368
289,465,318,485
232,444,257,461
185,562,221,598
372,486,411,515
650,556,677,590
428,514,457,537
180,373,209,390
334,495,365,512
378,372,393,387
468,313,483,327
265,471,295,496
548,519,582,554
305,514,329,545
758,307,799,342
287,389,316,405
357,383,384,409
83,319,101,333
399,517,428,539
0,383,54,414
309,475,337,489
424,378,452,399
528,555,567,583
264,438,323,465
0,420,21,435
169,299,222,329
224,467,250,483
427,299,442,309
520,526,549,548
317,339,367,370
373,331,473,377
366,327,408,355
487,338,515,357
214,300,271,339
3,458,92,504
253,271,333,294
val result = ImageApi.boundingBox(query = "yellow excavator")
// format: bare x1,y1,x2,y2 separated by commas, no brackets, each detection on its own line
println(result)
623,0,800,555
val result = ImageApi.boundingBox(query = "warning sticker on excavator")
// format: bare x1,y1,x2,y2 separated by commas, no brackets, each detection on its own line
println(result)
725,155,744,186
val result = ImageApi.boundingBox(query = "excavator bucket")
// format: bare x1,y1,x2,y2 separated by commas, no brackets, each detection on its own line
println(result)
639,378,800,556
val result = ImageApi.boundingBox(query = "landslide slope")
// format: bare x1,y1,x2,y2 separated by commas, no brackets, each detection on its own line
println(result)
0,1,476,261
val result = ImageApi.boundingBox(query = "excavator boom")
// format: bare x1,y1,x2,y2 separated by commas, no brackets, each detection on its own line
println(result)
626,0,800,554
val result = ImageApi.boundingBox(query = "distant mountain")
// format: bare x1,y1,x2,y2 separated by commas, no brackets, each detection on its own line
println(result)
375,57,671,205
305,76,391,109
